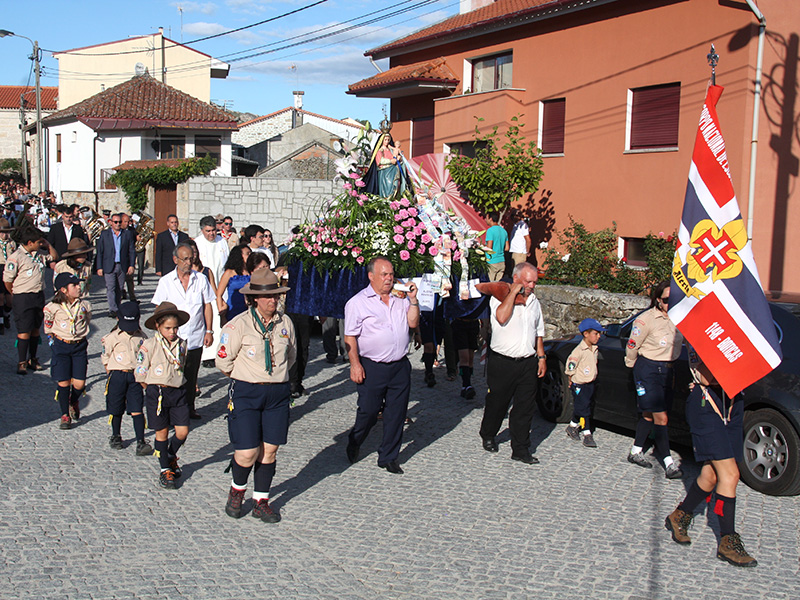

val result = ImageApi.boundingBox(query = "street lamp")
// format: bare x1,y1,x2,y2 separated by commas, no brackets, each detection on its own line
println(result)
0,29,43,192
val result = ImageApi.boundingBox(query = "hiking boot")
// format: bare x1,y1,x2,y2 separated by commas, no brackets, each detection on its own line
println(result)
628,451,653,468
17,361,27,375
252,498,281,523
27,357,43,371
665,508,693,544
665,463,684,479
460,386,476,399
168,456,182,479
69,400,80,421
717,533,758,567
108,435,124,450
424,372,436,387
565,425,581,441
159,469,176,490
582,432,597,448
225,487,246,519
59,415,71,430
135,440,153,456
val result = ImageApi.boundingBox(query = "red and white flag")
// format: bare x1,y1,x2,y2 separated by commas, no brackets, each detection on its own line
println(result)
668,85,781,397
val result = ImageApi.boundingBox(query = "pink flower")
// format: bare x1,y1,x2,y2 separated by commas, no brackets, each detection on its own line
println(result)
359,194,368,201
353,247,362,255
453,250,462,261
389,201,401,210
394,213,403,222
408,207,418,217
355,180,366,187
350,190,359,197
357,198,364,206
337,239,343,246
349,172,359,179
356,255,365,264
414,227,423,236
421,233,432,244
398,209,409,219
407,240,416,250
451,241,458,250
399,250,410,261
342,249,349,256
417,245,426,254
394,225,404,234
429,246,439,256
312,251,319,256
393,234,405,244
343,183,352,190
400,198,410,207
403,219,415,228
405,231,416,240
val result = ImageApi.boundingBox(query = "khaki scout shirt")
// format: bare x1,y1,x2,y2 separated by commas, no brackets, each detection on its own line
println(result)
0,239,17,265
3,246,51,293
102,329,147,371
135,334,187,388
43,299,92,341
624,307,683,367
216,308,296,384
55,260,92,299
565,339,598,384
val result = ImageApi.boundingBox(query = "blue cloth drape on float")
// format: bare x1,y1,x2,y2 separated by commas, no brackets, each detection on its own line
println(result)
285,261,370,319
443,275,490,321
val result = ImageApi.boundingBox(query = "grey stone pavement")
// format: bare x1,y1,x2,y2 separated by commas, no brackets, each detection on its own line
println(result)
1,274,799,600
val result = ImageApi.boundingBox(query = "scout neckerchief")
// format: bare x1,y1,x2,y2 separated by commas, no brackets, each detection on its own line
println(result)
61,298,83,337
156,331,183,374
250,307,275,375
0,239,12,261
23,245,45,271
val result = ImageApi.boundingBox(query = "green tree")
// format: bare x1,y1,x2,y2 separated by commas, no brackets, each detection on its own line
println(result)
447,115,544,219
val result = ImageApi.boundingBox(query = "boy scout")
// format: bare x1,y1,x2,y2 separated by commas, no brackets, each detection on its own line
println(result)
564,318,604,448
0,217,17,334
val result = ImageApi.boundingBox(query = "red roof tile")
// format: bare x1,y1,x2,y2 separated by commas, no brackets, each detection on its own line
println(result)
348,58,458,93
114,158,194,171
239,107,366,129
368,0,599,58
43,74,237,130
0,86,58,110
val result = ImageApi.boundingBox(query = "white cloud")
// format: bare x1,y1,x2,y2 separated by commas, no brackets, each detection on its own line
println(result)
183,21,262,44
417,10,449,25
172,1,217,15
239,47,389,86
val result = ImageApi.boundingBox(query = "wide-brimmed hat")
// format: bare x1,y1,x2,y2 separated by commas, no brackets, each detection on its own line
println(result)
0,218,14,233
240,269,290,295
144,301,190,330
61,238,93,258
117,301,141,333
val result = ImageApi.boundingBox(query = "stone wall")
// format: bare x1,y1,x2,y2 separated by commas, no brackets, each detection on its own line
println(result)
59,189,129,214
183,176,335,242
536,284,650,339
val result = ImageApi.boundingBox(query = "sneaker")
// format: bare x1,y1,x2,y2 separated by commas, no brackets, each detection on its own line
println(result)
665,463,684,479
59,415,72,430
717,533,758,567
424,372,436,387
168,456,182,479
252,498,281,523
627,451,653,468
582,432,597,448
135,440,153,456
225,487,246,519
665,508,693,544
460,386,476,399
17,361,27,375
159,469,176,490
108,434,124,450
565,425,581,441
27,357,43,371
69,400,80,421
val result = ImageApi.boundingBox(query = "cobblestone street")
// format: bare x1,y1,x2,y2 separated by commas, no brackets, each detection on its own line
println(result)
1,276,798,600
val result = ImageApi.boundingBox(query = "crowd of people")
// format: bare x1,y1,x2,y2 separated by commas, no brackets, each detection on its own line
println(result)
0,181,757,566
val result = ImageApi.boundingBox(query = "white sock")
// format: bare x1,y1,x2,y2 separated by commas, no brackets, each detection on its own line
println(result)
231,481,247,491
631,445,643,455
569,421,578,428
252,492,269,502
663,455,675,468
582,430,591,436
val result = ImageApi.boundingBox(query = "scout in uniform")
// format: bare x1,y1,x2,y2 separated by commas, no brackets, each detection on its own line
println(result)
43,273,92,430
101,301,151,455
564,318,604,448
0,217,17,334
3,227,57,374
624,281,684,478
54,238,93,299
664,348,757,567
216,269,296,523
136,302,190,490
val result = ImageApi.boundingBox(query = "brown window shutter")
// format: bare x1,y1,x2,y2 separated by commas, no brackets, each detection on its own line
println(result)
541,98,566,154
630,83,680,149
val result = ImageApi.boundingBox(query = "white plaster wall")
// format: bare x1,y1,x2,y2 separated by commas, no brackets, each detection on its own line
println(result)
303,113,363,142
46,121,96,193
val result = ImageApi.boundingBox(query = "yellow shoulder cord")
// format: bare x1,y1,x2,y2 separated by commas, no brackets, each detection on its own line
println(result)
157,386,163,416
701,385,732,424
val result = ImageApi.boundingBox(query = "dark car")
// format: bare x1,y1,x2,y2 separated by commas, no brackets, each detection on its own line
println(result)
538,303,800,496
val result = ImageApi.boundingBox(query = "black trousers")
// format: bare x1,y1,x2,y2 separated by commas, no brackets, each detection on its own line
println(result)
288,313,311,390
183,347,203,413
349,356,411,464
479,351,540,454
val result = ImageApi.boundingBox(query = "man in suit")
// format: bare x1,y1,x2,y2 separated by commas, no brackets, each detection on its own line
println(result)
155,214,189,277
47,205,89,268
96,213,136,317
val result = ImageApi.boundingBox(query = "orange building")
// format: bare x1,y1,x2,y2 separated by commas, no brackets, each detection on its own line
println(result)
348,0,800,296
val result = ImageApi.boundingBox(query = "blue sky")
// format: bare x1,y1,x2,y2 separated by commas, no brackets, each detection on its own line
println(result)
0,0,458,124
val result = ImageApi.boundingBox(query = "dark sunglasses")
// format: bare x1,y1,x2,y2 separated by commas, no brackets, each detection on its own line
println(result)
111,220,121,223
223,221,232,226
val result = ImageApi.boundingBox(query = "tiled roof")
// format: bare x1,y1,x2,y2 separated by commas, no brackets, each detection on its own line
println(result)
348,58,458,94
0,86,58,110
114,158,194,171
368,0,606,58
43,74,237,130
239,107,366,129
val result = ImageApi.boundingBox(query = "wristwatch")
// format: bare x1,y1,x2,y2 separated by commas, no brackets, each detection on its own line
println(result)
536,355,546,360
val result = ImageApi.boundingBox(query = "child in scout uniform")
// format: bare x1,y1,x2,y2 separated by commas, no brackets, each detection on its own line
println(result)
54,238,93,299
564,318,604,448
43,273,92,430
0,217,17,334
102,301,151,455
3,227,56,374
216,269,296,523
136,302,190,490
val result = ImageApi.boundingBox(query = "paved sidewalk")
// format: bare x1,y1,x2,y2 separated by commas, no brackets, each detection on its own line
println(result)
1,274,798,600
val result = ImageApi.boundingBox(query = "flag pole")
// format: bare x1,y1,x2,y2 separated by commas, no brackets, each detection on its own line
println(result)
707,44,719,85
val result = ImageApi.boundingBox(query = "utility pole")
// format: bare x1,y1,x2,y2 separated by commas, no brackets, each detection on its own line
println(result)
19,92,28,183
33,39,43,192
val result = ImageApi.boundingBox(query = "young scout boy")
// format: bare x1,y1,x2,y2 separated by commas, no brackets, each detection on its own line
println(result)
564,318,604,448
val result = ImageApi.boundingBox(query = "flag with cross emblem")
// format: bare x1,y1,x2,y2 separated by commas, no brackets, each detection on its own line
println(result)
668,85,781,397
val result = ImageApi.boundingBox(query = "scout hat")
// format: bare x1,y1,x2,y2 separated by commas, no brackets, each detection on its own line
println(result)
54,272,80,291
239,269,290,295
144,301,190,330
579,318,606,333
117,301,141,333
0,217,14,232
61,238,93,258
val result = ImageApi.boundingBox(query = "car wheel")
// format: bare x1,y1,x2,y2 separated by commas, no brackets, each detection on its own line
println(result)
739,408,800,496
537,358,573,423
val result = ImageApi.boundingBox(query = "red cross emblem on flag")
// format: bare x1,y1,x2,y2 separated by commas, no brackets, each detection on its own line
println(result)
685,219,747,285
693,228,737,273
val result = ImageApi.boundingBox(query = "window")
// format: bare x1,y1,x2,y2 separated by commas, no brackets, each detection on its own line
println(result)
448,140,488,159
622,237,647,268
160,135,185,159
472,52,512,93
55,134,62,163
540,99,566,155
411,117,434,157
628,83,680,150
195,135,221,166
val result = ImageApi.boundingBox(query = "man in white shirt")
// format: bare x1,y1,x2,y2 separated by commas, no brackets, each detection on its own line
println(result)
195,215,229,365
152,241,215,420
508,210,531,266
479,262,547,464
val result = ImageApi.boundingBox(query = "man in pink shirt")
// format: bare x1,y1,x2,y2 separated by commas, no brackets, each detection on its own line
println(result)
344,256,419,474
